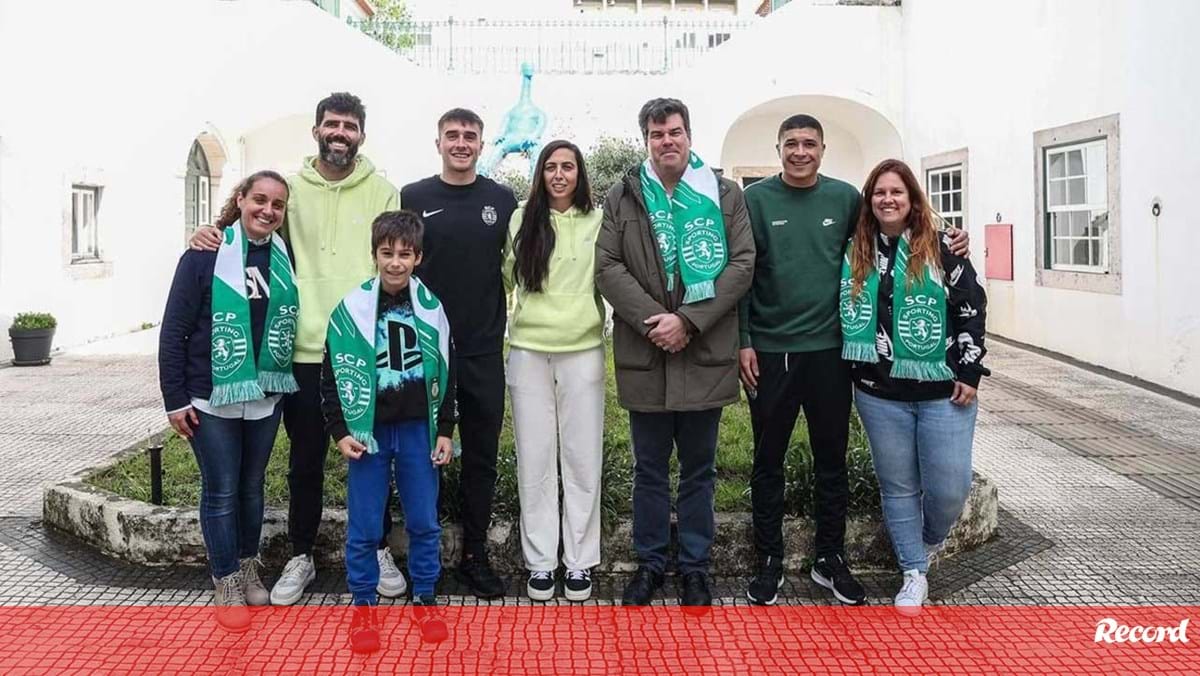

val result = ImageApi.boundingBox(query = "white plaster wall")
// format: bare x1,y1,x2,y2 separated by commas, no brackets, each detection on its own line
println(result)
902,0,1200,396
669,1,905,165
0,0,436,356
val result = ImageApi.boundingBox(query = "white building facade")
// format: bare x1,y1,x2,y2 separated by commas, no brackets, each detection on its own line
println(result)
2,0,1197,399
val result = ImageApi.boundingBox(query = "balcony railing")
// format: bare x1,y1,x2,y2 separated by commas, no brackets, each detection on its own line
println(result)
347,17,755,74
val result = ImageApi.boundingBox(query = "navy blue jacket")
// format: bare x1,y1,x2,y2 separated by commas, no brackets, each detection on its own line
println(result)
158,241,284,412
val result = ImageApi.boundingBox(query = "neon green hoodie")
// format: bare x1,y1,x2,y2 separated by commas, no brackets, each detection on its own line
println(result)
286,155,399,363
503,205,605,353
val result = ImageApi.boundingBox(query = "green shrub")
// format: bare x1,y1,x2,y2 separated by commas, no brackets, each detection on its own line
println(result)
492,166,532,202
88,346,880,530
11,312,57,330
585,135,645,205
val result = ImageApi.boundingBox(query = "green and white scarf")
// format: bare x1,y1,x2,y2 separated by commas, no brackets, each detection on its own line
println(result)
326,275,450,455
640,152,727,303
839,232,955,382
209,222,299,407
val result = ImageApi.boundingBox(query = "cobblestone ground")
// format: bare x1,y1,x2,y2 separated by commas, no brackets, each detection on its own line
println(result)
1,330,1198,608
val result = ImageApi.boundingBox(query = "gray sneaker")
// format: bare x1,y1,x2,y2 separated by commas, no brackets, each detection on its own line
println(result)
376,547,408,598
213,570,251,632
239,557,270,607
270,554,316,606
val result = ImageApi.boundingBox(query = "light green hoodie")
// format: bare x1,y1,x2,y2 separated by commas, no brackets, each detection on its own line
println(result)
286,155,399,363
504,205,605,353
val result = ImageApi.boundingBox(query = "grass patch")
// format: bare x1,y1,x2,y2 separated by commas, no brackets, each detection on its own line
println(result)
89,345,880,524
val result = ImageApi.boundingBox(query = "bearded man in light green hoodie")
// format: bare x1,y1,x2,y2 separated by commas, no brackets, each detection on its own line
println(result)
191,92,403,606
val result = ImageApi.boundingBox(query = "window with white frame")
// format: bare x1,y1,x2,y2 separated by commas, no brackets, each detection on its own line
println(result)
1044,139,1108,272
71,185,100,260
926,165,963,230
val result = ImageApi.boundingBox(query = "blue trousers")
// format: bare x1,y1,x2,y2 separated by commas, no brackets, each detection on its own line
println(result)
189,405,281,578
854,388,978,573
629,408,721,575
346,419,441,602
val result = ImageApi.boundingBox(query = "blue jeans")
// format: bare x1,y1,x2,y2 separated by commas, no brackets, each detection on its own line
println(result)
629,408,721,575
189,405,282,578
346,419,441,603
853,388,977,574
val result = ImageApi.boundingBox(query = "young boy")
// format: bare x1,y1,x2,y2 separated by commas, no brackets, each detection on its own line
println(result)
321,210,456,651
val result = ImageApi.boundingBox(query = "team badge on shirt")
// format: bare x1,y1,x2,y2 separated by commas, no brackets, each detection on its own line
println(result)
481,205,498,226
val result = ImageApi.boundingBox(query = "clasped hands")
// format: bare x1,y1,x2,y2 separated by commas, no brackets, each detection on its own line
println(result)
644,313,691,353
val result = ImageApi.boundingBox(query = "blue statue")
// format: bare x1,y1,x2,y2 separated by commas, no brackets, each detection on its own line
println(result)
479,62,548,178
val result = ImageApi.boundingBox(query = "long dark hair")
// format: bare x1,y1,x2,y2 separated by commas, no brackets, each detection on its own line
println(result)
513,140,593,292
850,159,941,298
214,170,289,229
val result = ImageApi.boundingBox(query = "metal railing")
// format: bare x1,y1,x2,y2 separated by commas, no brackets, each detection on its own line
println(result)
347,17,755,74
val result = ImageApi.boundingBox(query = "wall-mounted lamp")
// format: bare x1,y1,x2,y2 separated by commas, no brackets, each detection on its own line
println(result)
1151,198,1162,218
995,212,1002,223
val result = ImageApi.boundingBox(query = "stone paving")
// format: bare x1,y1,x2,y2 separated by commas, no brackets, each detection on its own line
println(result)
1,329,1198,607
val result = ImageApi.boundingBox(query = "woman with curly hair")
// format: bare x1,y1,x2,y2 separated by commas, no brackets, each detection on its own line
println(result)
159,170,297,631
840,159,988,615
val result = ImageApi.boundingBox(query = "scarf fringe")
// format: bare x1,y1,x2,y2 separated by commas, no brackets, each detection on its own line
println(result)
891,358,955,383
257,371,299,395
842,341,879,364
682,280,715,304
209,381,266,408
353,430,380,456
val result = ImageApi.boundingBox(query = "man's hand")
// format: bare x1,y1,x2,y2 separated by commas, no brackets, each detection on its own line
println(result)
738,348,759,390
431,436,453,466
947,227,970,257
190,226,223,252
950,381,977,406
167,407,199,440
337,435,367,461
644,313,690,353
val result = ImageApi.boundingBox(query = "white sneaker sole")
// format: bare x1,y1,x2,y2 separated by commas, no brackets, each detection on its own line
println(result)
527,584,555,602
563,585,592,602
270,568,316,606
895,601,925,617
377,575,408,598
810,569,864,606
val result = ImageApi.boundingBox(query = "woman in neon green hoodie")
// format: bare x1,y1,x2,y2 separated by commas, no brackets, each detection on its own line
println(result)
503,140,605,603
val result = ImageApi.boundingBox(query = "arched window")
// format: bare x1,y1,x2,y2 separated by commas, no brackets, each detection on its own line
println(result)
184,140,212,231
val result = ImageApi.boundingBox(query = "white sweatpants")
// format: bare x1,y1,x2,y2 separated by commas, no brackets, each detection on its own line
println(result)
506,346,605,571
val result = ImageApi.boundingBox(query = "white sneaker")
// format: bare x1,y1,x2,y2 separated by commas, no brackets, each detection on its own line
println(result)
894,569,928,616
376,547,408,598
270,554,316,606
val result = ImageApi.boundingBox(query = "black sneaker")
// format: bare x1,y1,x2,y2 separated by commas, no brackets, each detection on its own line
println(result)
458,553,506,599
679,571,712,615
747,555,784,606
563,568,592,602
621,567,664,606
348,602,381,654
527,570,555,602
411,594,449,644
810,554,866,605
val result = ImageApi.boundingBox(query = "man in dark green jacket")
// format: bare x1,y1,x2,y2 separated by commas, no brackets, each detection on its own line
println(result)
595,98,755,611
740,115,968,606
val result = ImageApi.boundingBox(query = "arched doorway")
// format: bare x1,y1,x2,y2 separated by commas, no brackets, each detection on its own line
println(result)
184,132,227,235
719,95,903,189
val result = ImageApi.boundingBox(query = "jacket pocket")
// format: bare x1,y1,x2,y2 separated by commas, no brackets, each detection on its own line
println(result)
692,310,738,366
612,318,658,370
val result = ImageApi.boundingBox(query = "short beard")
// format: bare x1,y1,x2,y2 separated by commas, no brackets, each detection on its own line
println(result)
318,137,358,169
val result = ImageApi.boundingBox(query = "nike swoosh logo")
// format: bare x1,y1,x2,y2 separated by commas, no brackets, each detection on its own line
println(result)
422,209,444,218
822,218,835,227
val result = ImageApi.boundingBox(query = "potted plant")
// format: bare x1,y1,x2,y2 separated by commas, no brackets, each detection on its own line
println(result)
9,312,57,366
